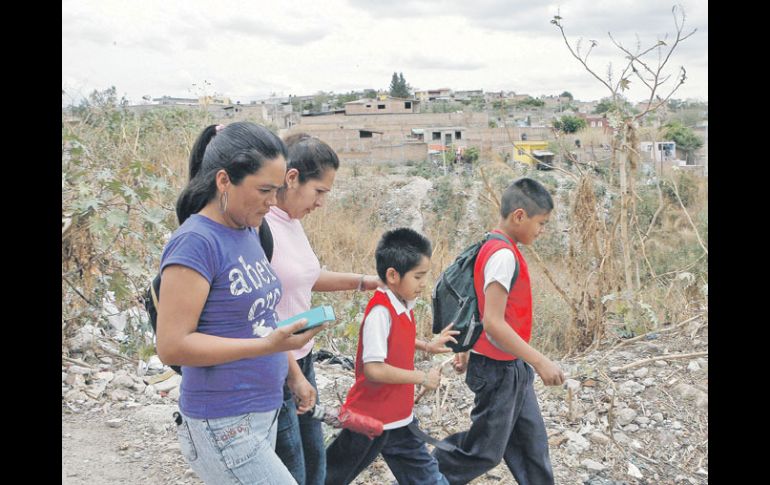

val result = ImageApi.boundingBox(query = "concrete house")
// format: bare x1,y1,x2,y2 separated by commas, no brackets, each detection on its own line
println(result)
512,140,554,169
344,96,420,115
414,88,453,102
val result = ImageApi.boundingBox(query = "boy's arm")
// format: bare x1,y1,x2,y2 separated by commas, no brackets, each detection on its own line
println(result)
482,282,565,386
363,362,440,390
415,323,459,354
361,306,441,390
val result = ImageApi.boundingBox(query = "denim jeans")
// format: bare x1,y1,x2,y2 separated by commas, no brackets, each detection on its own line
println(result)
433,353,554,485
176,408,297,485
276,352,326,485
325,417,448,485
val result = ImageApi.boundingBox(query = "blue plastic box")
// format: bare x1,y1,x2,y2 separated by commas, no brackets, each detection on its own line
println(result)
276,305,336,333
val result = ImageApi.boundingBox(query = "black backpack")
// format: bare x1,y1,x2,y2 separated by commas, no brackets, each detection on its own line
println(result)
143,218,274,374
431,233,519,352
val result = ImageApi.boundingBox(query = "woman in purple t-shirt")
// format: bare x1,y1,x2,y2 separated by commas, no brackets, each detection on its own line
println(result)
266,133,380,485
156,122,325,485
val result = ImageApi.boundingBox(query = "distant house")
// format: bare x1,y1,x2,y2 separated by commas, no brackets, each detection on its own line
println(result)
574,100,598,113
344,96,420,115
453,89,484,101
199,95,231,105
484,91,505,102
417,126,466,146
640,141,677,162
539,95,571,109
414,88,453,102
512,140,554,169
577,114,611,132
508,93,533,103
153,96,198,105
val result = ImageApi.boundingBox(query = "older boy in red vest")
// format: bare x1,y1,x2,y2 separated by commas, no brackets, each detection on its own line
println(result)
325,228,458,485
433,178,566,485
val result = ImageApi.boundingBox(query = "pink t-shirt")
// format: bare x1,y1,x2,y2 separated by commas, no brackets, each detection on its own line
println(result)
265,206,322,360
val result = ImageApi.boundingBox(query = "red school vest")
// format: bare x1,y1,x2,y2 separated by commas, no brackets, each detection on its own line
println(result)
342,290,416,424
471,230,532,361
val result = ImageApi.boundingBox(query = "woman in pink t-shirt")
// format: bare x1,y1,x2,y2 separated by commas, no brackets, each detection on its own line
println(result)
266,133,380,485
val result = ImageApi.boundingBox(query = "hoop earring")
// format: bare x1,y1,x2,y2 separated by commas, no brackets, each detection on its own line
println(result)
219,192,228,213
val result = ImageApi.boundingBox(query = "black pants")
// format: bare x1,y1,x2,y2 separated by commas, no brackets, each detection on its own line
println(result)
325,417,448,485
433,353,554,485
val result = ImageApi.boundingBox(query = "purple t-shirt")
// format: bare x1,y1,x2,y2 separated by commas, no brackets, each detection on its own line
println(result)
160,214,286,419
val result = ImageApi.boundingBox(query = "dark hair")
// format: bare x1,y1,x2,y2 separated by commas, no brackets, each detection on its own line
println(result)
375,228,432,282
175,122,288,224
500,177,554,218
282,133,340,185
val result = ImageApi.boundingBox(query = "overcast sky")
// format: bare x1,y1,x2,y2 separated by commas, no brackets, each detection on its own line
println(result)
62,0,707,106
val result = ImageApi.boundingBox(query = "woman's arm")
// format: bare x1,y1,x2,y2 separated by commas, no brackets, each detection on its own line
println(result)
286,355,316,413
156,264,324,367
312,270,382,292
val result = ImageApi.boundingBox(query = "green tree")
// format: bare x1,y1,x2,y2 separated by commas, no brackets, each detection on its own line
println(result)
464,146,480,163
593,98,615,114
389,72,410,98
560,91,574,100
553,114,587,133
593,96,635,114
515,96,545,108
334,91,360,108
664,120,703,162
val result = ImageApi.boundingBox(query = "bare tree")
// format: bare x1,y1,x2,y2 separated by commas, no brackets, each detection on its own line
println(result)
548,6,697,349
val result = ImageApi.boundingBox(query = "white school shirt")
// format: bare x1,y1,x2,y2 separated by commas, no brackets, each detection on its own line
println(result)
361,287,417,429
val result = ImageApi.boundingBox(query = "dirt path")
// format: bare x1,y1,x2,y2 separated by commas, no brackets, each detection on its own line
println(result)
62,404,201,485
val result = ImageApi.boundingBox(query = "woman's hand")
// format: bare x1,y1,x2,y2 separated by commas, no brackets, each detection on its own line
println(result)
287,372,316,414
362,275,384,291
266,320,327,352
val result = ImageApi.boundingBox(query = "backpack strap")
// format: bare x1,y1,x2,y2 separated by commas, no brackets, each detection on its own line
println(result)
407,421,458,452
259,218,273,262
484,233,519,290
150,280,159,312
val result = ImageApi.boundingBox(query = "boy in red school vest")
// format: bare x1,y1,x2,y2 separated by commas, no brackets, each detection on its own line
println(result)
325,228,458,485
433,177,566,485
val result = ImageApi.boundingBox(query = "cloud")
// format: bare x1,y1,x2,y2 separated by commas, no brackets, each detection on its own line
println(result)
405,56,485,71
62,9,113,45
131,36,175,55
216,17,329,45
346,0,707,37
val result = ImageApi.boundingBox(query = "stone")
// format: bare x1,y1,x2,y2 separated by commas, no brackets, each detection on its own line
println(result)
588,432,610,445
106,418,123,428
564,431,590,454
616,408,637,426
627,462,643,479
618,380,645,396
581,459,606,471
632,367,649,378
564,379,581,393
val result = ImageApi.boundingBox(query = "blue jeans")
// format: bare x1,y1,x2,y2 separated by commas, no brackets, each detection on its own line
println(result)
276,353,326,485
176,408,297,484
433,353,554,485
325,417,448,485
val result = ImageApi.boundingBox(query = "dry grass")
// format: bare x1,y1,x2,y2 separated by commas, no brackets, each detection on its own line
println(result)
62,106,706,359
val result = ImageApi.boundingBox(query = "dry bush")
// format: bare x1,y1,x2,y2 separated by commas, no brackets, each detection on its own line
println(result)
62,96,210,352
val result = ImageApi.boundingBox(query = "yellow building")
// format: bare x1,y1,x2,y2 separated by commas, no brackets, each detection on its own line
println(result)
512,141,555,170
